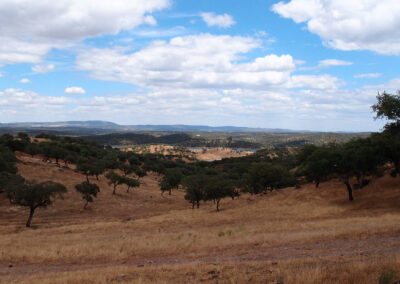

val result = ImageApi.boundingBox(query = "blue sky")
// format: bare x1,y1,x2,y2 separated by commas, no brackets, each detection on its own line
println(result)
0,0,399,131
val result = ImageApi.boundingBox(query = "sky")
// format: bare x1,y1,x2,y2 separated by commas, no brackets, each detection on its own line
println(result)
0,0,399,132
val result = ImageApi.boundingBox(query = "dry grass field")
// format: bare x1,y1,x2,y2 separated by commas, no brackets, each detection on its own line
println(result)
123,145,252,161
192,147,253,161
1,154,400,283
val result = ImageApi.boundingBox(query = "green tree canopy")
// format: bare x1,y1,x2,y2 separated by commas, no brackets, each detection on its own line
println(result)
203,176,236,211
6,178,67,227
75,182,100,209
105,171,124,195
372,91,400,134
182,174,207,209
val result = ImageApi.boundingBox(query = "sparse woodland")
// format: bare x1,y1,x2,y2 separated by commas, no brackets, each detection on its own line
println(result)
1,92,400,283
1,92,400,222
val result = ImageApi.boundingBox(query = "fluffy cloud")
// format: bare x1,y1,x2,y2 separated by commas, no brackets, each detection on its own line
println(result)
19,78,31,84
0,0,169,40
354,73,382,79
32,64,55,73
65,87,86,95
77,34,339,91
0,88,74,121
287,74,342,89
0,0,170,65
0,77,388,131
201,12,236,28
318,59,353,68
272,0,400,55
143,15,158,26
0,37,53,65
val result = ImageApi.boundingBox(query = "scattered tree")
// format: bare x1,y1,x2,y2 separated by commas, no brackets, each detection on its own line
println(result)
158,168,182,195
75,182,100,209
6,178,67,227
122,176,140,193
182,175,206,209
372,91,400,134
204,176,235,211
105,171,124,195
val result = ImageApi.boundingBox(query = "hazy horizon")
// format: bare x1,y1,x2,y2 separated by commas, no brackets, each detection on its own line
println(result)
0,120,378,133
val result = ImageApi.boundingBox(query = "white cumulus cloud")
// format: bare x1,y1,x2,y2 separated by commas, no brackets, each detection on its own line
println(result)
201,12,235,28
272,0,400,55
77,34,323,90
144,15,157,26
65,87,86,95
0,37,53,65
354,73,382,79
318,59,353,68
32,64,55,73
19,78,31,84
0,0,170,64
0,0,169,40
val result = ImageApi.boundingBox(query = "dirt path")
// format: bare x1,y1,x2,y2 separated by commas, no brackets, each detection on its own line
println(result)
2,232,400,278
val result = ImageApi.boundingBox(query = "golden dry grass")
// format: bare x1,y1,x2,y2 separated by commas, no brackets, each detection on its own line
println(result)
193,147,252,161
1,154,400,283
123,145,251,161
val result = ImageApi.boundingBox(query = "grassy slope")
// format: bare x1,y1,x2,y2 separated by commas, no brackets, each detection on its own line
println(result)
0,154,400,283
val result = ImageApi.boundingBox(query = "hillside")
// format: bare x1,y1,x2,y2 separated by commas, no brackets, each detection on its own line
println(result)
0,121,370,148
1,153,400,283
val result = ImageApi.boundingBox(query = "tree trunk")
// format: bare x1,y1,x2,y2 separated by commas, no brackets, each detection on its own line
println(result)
356,174,361,184
315,180,320,188
216,199,220,212
344,180,354,201
126,186,130,193
86,174,89,183
26,208,35,227
84,200,89,210
196,201,200,208
191,202,194,209
113,184,117,195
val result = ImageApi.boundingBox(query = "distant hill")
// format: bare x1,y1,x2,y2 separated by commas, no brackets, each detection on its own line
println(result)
0,120,119,129
127,124,300,133
0,120,308,133
0,120,370,147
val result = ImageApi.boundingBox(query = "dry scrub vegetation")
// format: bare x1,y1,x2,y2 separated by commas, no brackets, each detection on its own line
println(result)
1,154,400,283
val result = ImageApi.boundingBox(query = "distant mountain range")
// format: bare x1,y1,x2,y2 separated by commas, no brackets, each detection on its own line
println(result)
0,120,119,129
0,120,307,133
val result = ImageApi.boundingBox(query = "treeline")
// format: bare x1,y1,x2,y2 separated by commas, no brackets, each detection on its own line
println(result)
155,146,297,210
82,132,261,149
297,91,400,201
82,133,192,145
